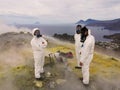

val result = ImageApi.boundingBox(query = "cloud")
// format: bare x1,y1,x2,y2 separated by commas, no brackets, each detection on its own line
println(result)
0,21,31,34
0,0,120,24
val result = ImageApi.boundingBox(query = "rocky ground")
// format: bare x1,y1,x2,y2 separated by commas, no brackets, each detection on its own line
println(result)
0,32,120,90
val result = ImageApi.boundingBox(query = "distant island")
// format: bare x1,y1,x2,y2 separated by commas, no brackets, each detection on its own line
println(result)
53,33,74,43
76,18,120,30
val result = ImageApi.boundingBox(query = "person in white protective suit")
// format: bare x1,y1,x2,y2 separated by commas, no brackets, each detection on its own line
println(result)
79,27,95,85
31,28,47,80
74,25,83,69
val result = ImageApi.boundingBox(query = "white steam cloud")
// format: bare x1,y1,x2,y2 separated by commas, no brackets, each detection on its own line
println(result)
0,21,31,34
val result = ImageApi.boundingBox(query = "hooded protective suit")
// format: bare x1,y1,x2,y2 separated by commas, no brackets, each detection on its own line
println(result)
31,28,47,78
74,33,83,67
80,30,95,84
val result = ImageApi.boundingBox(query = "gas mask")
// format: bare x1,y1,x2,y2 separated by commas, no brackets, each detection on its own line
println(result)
36,33,42,38
81,34,86,43
35,32,42,38
76,30,81,34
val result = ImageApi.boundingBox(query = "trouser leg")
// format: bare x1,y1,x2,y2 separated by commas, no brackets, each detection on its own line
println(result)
40,54,45,73
34,58,41,78
75,47,81,67
82,65,90,84
77,53,81,67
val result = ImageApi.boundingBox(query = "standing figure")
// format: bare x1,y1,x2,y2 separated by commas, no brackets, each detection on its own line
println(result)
80,27,95,85
31,28,47,80
74,25,82,69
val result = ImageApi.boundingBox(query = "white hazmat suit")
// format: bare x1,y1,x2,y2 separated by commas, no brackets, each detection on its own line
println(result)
80,30,95,84
31,28,47,78
74,33,82,67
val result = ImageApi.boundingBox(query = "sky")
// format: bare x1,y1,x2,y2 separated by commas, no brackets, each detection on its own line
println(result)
0,0,120,24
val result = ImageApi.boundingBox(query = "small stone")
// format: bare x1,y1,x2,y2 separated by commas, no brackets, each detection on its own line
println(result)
46,72,52,78
33,80,43,88
49,81,56,88
56,79,66,85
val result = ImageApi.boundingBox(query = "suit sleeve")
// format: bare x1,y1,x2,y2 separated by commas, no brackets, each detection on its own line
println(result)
39,38,48,48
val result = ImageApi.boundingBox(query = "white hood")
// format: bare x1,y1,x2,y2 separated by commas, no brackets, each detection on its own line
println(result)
32,28,39,36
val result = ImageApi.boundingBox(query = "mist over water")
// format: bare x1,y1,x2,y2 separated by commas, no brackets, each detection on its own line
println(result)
0,22,31,35
1,22,119,42
0,22,120,44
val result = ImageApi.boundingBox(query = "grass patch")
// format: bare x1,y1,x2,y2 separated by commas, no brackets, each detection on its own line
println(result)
11,65,34,90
